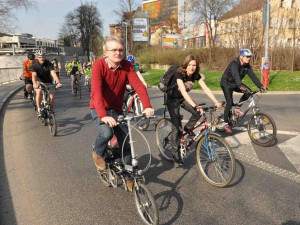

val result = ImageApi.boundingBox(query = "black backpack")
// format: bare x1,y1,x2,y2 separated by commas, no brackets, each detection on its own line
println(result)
158,64,180,92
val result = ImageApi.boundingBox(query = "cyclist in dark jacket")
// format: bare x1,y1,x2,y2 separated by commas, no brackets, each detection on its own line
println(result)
220,49,266,134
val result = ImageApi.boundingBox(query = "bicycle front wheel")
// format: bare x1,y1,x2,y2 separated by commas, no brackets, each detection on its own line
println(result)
196,133,235,187
247,111,277,147
48,111,57,136
155,118,174,161
134,97,150,131
134,183,159,225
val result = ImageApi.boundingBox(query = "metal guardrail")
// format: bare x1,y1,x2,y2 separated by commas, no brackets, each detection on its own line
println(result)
0,67,22,84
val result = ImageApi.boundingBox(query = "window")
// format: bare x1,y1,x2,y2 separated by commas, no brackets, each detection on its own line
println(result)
280,0,284,7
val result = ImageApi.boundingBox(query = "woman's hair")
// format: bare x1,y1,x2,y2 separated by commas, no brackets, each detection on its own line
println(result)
179,55,200,75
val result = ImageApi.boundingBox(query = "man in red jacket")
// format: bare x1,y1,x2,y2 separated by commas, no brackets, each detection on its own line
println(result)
90,36,154,191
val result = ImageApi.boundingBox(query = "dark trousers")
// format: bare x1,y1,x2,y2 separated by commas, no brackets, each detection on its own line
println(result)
221,83,251,123
166,98,201,155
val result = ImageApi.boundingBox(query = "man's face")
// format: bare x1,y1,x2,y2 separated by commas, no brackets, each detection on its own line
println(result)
73,57,78,61
37,55,46,64
105,40,124,65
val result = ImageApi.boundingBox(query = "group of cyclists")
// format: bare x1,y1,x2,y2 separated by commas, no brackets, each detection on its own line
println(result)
21,35,266,191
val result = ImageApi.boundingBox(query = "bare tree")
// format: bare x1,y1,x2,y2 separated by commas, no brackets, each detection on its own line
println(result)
0,0,35,32
113,0,139,53
186,0,238,65
58,1,103,59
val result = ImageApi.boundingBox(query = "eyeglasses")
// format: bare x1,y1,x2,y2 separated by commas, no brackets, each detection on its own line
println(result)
107,49,124,54
37,56,46,59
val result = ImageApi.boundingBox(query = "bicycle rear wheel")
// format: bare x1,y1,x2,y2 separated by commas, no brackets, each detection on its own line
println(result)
134,182,159,225
247,111,276,147
155,118,174,161
196,133,235,187
134,97,150,131
48,111,57,136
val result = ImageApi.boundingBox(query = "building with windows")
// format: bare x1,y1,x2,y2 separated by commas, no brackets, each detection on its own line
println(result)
217,0,300,49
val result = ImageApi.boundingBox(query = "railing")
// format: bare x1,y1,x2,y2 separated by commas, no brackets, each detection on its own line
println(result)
0,67,22,84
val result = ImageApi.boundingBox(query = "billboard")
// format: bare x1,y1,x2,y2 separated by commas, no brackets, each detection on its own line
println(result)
142,1,161,19
133,18,149,42
161,33,181,48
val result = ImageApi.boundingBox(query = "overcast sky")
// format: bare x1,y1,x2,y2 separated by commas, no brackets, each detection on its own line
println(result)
13,0,143,40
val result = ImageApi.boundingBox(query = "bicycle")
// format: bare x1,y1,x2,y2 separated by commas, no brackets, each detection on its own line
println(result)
122,89,150,131
73,72,81,99
155,104,236,187
97,114,159,225
210,90,277,147
37,82,57,136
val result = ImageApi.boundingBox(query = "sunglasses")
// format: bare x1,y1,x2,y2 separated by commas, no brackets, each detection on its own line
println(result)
245,56,252,58
37,56,46,59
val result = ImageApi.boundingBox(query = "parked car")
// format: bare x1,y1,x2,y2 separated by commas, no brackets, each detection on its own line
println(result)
135,62,143,73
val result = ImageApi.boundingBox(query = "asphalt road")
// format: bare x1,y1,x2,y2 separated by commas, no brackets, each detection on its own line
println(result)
1,76,300,225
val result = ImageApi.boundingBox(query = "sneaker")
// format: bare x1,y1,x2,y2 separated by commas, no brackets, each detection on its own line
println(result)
172,152,183,164
124,179,134,192
223,123,232,134
37,110,42,118
92,150,106,171
235,108,244,116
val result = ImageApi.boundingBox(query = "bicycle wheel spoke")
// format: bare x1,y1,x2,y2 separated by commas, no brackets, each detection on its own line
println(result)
155,118,174,161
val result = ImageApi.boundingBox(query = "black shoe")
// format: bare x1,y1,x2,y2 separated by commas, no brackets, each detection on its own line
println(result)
184,126,196,138
172,152,183,165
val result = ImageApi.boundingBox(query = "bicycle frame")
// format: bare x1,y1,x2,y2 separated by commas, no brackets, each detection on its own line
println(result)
126,92,143,115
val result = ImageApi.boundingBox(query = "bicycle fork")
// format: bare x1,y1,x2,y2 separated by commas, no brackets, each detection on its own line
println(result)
204,130,218,161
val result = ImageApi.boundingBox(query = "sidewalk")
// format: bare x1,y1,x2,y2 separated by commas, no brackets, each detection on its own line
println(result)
0,80,24,113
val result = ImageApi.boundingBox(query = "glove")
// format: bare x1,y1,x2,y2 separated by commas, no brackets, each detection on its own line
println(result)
240,86,250,93
260,86,267,93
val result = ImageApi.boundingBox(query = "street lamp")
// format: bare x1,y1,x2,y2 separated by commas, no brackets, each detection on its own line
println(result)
122,21,129,57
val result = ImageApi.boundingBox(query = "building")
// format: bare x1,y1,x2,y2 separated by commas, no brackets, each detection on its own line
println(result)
217,0,300,49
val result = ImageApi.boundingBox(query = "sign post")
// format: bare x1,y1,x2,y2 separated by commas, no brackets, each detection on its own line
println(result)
262,0,270,87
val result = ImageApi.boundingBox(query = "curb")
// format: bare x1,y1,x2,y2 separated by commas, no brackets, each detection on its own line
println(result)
0,85,24,114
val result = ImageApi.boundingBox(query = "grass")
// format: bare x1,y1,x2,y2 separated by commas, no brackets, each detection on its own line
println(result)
142,68,300,91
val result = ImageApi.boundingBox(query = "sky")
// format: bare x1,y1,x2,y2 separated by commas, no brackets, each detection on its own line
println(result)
13,0,143,40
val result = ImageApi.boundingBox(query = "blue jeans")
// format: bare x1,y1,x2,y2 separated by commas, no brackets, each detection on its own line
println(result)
91,109,132,165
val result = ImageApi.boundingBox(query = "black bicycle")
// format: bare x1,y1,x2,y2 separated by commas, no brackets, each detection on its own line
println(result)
97,114,159,225
37,82,57,136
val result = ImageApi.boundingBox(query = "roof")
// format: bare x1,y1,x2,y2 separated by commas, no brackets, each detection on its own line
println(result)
221,0,267,21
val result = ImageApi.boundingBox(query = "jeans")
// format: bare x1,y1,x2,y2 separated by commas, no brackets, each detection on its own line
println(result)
221,83,251,123
91,109,132,165
166,98,201,155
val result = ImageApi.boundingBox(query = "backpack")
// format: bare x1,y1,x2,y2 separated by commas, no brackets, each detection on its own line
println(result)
158,64,180,92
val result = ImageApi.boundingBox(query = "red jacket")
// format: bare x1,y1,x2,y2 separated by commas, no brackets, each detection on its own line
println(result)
90,58,152,119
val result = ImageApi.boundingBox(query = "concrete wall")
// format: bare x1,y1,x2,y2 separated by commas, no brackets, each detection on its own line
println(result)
0,55,88,84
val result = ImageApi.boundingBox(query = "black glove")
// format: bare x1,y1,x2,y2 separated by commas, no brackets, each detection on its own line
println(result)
240,86,250,93
260,86,267,93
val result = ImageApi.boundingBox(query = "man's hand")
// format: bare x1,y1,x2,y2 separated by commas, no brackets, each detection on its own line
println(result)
100,116,117,127
143,108,154,118
56,83,63,88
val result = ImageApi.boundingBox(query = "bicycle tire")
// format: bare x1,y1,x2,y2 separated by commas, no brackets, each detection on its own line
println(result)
134,182,159,225
48,111,57,136
155,118,174,161
196,133,235,187
247,111,277,147
134,97,150,131
78,81,81,99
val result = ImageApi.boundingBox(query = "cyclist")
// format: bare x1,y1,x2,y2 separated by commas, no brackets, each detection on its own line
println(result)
65,61,70,76
90,36,154,191
84,63,92,86
32,50,62,117
220,49,266,134
52,57,61,88
22,52,36,99
68,54,83,93
166,54,222,164
124,55,148,104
